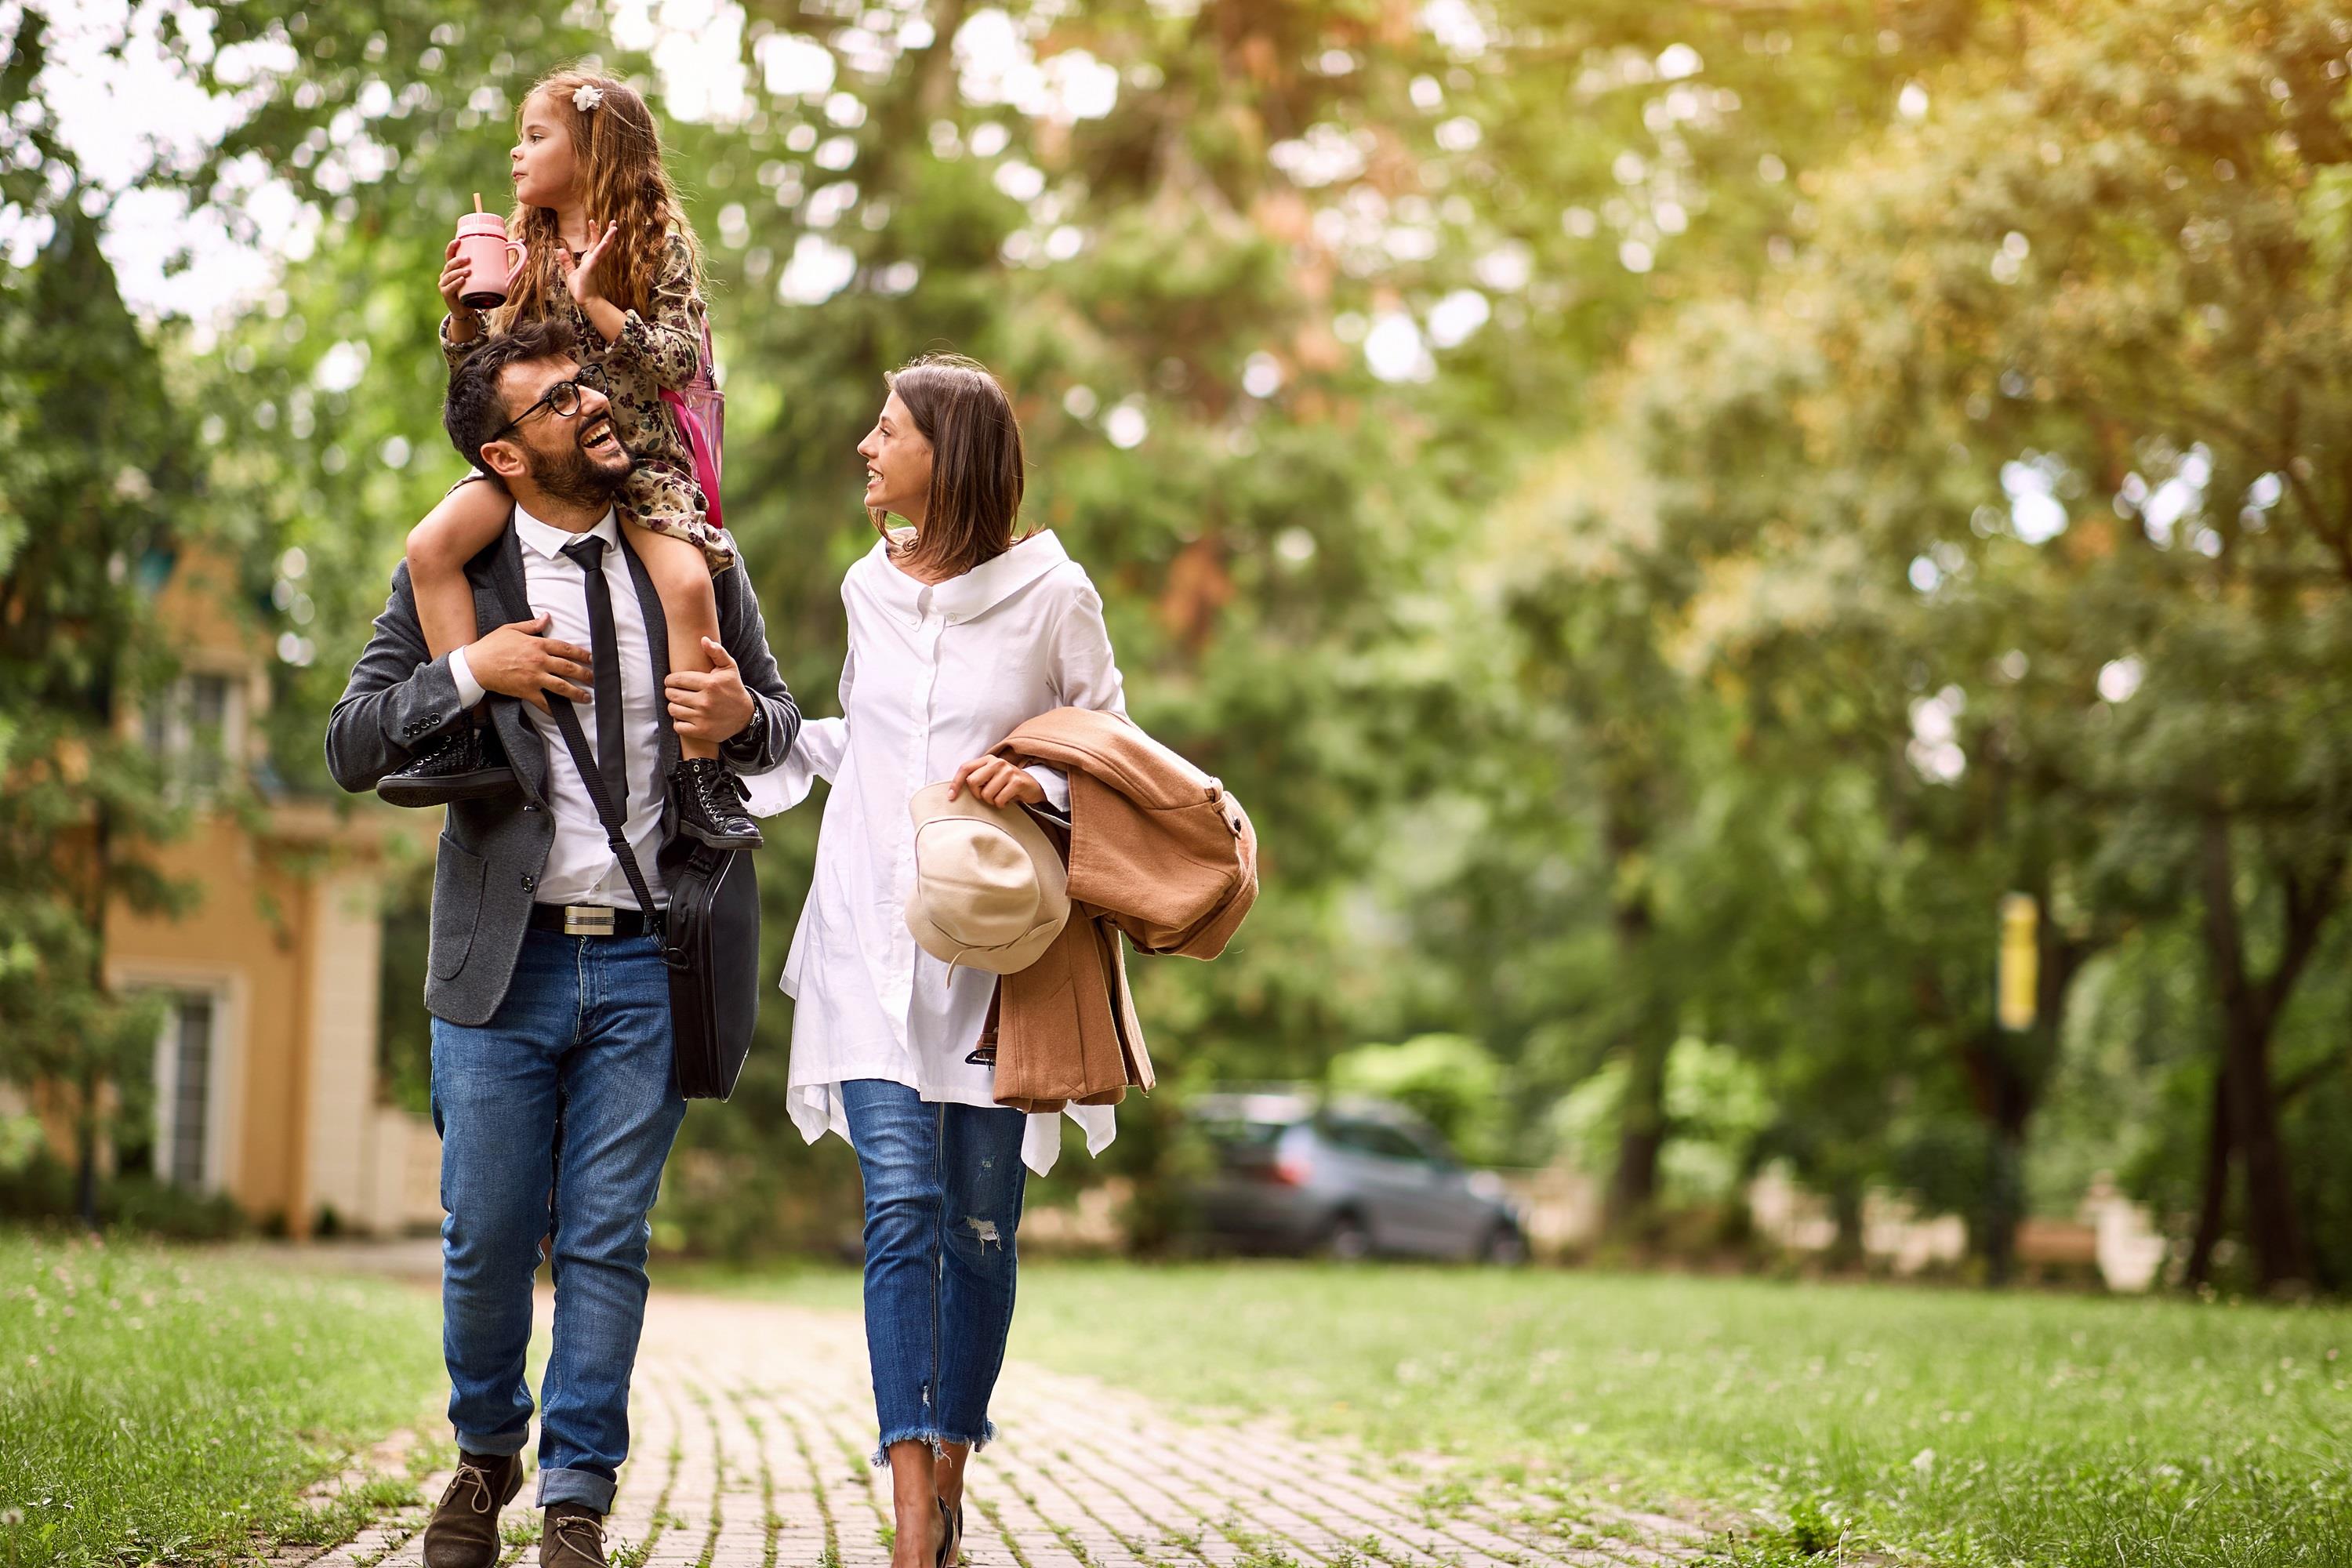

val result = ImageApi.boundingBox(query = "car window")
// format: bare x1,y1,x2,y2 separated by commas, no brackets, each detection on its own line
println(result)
1334,1122,1429,1163
1404,1127,1457,1166
1319,1119,1385,1156
1197,1116,1290,1152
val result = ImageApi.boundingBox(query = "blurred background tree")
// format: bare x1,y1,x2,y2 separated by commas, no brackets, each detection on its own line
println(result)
5,0,2348,1290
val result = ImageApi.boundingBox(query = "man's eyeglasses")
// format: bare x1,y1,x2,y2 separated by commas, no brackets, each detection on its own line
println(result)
492,362,608,443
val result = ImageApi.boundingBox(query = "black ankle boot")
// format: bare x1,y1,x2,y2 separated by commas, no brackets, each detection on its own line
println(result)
673,756,762,849
378,721,517,808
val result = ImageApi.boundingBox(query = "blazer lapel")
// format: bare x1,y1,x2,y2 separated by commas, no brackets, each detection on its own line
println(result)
466,523,552,805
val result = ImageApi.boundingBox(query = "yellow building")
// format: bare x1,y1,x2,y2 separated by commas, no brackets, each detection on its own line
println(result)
82,547,441,1237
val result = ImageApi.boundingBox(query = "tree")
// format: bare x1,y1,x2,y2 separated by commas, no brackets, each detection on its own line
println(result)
0,9,205,1222
1544,0,2352,1285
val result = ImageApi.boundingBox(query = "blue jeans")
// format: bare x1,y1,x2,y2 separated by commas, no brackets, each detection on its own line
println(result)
841,1079,1029,1465
430,927,687,1512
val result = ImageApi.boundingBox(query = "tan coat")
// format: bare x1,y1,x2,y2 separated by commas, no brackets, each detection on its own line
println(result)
985,708,1260,1112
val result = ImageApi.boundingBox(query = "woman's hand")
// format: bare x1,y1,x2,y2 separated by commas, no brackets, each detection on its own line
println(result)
949,755,1046,808
438,240,480,338
561,220,620,309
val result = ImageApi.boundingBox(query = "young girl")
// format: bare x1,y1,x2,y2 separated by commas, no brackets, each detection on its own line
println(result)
379,66,759,850
745,354,1127,1568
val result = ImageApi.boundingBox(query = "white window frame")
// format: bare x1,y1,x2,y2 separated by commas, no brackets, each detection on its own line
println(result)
108,964,245,1196
137,663,249,797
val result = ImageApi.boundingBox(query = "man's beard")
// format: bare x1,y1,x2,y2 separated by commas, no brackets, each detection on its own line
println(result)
525,437,626,508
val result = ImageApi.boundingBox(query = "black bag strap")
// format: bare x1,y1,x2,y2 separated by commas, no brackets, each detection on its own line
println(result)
544,696,666,939
485,543,666,937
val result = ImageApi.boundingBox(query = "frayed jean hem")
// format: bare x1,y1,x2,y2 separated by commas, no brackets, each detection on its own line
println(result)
869,1420,996,1468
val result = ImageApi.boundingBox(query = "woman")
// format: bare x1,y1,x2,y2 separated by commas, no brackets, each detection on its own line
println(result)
744,354,1127,1568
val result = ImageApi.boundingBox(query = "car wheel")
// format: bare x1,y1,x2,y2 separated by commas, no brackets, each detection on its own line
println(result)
1480,1224,1529,1266
1322,1212,1373,1262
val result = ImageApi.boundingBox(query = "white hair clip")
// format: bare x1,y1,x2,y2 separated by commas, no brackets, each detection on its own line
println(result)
573,83,604,112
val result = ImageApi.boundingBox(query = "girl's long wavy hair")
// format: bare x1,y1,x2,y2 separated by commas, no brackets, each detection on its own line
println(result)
495,66,706,330
873,354,1029,582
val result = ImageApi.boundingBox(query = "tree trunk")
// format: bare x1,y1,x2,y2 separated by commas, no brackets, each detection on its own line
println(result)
2195,818,2336,1294
79,800,113,1234
1956,1021,2045,1287
2185,1065,2231,1287
1607,1021,1669,1230
1599,772,1670,1237
2220,1005,2310,1290
74,1066,100,1232
1984,1110,2027,1287
1828,1178,1865,1268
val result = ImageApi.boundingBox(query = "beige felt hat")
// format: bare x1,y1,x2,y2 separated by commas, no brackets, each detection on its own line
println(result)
904,782,1071,975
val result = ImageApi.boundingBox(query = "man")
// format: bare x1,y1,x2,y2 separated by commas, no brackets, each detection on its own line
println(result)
325,318,797,1568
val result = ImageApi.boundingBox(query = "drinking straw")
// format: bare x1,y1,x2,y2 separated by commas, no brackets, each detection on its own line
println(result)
473,193,484,213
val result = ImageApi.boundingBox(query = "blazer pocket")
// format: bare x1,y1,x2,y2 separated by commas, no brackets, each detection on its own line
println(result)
428,833,488,980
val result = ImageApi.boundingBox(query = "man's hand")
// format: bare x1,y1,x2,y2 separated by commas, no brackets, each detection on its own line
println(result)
465,614,592,712
949,754,1047,808
666,636,755,743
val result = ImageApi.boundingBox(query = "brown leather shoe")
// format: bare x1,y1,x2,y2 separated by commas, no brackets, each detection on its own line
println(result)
422,1451,525,1568
542,1502,608,1568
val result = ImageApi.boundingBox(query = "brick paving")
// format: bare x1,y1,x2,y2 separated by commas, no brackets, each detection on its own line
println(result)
301,1290,1715,1568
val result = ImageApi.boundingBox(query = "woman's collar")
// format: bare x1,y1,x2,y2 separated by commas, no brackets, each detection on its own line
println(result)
863,529,1070,622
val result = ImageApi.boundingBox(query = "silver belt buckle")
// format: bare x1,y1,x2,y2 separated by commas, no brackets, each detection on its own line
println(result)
564,905,617,937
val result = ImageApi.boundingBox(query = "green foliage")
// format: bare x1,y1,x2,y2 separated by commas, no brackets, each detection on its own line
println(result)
10,0,2349,1278
0,1232,441,1568
1328,1034,1504,1164
0,1152,249,1241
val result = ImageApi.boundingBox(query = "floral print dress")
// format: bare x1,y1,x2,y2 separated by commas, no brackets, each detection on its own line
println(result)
442,229,733,572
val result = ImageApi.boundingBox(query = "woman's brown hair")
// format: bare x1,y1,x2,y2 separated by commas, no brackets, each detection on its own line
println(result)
496,66,707,329
874,354,1027,581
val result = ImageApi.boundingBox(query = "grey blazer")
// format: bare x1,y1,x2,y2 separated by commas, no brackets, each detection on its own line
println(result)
325,520,799,1027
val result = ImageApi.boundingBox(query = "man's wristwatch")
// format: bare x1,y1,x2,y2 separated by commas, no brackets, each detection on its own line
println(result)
731,695,765,752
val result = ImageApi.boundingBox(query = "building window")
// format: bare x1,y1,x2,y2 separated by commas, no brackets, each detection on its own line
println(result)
158,993,216,1189
143,672,239,790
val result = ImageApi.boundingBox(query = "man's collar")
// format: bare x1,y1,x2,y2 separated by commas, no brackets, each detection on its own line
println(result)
513,499,621,561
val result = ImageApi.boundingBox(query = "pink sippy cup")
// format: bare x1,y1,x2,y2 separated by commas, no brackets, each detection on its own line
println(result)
452,201,528,311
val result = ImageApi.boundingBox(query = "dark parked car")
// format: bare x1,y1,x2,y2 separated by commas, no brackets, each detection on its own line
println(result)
1186,1091,1526,1262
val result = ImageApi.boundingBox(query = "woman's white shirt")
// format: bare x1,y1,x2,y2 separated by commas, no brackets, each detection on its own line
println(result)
743,531,1126,1176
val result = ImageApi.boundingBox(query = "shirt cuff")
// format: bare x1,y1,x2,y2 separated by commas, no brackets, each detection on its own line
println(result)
1024,764,1070,819
448,647,486,710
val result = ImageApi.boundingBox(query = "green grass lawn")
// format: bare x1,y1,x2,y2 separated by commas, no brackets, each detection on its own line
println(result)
684,1259,2352,1568
0,1230,445,1568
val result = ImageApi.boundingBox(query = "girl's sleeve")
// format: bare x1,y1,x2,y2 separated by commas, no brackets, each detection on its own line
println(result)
604,233,706,390
440,314,482,370
741,649,851,816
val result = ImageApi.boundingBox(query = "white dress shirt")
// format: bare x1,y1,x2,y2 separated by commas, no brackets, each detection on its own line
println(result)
742,530,1125,1175
448,504,667,909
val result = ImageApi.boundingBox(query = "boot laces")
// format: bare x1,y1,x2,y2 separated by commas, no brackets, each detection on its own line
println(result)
550,1512,606,1563
441,1460,499,1515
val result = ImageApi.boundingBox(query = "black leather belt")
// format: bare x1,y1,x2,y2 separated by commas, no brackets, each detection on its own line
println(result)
528,902,653,938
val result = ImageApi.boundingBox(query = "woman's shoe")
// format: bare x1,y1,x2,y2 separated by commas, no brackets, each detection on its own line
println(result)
933,1497,956,1568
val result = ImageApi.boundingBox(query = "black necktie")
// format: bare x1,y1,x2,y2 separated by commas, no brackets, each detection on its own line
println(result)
559,535,629,816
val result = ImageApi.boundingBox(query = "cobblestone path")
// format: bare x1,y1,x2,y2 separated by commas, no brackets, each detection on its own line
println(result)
310,1292,1716,1568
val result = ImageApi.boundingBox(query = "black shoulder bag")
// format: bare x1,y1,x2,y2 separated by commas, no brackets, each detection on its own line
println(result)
489,543,760,1100
539,666,761,1102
